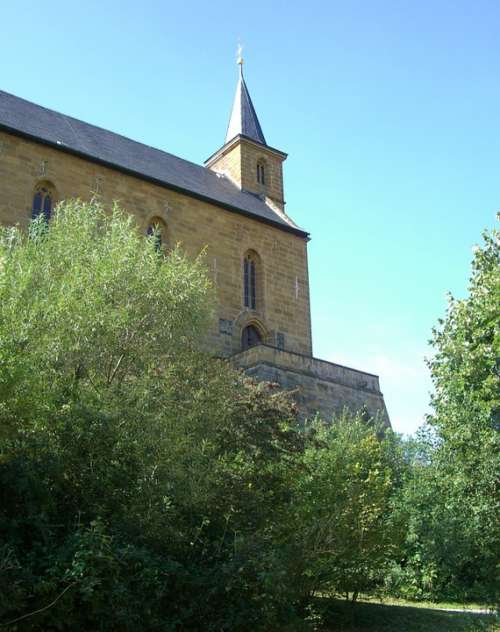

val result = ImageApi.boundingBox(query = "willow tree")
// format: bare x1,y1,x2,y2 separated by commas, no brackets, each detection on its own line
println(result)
0,200,305,631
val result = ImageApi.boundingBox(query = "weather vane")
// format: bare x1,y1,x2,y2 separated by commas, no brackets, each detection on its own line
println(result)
237,42,243,66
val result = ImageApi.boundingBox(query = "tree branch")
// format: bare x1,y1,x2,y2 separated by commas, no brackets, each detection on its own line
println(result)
1,582,76,627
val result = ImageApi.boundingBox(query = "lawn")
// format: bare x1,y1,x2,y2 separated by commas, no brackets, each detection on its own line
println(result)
312,597,499,631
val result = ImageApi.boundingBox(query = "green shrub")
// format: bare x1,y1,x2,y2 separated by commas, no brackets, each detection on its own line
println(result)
0,201,303,630
286,414,405,603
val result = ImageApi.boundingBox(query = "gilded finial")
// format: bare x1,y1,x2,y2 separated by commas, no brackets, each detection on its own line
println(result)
237,42,243,67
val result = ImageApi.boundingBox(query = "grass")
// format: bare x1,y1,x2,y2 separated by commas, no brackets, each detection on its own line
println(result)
359,595,497,612
310,597,499,631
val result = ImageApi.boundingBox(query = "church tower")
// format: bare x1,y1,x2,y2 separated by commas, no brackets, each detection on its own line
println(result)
205,54,287,212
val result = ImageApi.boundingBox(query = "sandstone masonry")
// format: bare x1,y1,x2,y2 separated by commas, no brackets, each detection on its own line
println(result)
0,63,390,425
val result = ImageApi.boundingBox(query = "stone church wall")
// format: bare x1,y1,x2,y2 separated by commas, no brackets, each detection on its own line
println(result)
0,128,391,424
0,130,313,358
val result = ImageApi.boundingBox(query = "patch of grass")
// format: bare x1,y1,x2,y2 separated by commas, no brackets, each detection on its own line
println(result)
359,595,495,613
313,597,499,631
359,595,497,612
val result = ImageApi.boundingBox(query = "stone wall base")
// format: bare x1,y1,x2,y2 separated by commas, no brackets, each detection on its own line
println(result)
231,345,390,426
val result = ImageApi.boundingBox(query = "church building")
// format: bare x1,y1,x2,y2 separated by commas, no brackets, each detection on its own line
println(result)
0,58,389,424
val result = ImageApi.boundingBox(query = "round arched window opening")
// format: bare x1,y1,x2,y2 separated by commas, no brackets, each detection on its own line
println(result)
242,324,262,351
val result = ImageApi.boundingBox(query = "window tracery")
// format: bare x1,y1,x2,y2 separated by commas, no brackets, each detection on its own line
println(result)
32,181,55,221
244,251,258,309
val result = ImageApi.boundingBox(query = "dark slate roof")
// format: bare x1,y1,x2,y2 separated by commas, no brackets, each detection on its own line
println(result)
225,67,266,145
0,89,307,238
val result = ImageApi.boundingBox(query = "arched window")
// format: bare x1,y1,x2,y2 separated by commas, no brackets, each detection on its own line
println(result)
256,160,266,185
244,251,258,309
146,217,167,252
32,182,55,221
242,324,262,351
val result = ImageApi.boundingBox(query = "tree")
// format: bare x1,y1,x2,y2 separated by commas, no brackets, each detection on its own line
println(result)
288,414,405,603
0,200,304,630
389,226,499,602
429,226,499,443
428,226,499,600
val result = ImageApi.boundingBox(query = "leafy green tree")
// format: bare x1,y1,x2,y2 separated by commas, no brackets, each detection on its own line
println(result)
388,226,499,602
385,430,452,600
428,226,499,452
427,226,499,601
288,414,405,603
0,200,304,630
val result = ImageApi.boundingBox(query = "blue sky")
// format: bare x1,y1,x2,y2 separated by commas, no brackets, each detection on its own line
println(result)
1,0,498,434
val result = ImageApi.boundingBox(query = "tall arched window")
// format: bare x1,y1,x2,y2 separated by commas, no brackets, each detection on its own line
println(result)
146,217,167,252
244,251,258,310
256,160,266,185
32,181,55,221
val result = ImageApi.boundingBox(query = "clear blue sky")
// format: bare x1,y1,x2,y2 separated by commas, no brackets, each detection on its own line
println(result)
2,0,498,434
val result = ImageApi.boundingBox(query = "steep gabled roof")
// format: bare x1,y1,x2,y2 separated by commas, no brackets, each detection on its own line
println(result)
225,66,266,146
0,89,307,238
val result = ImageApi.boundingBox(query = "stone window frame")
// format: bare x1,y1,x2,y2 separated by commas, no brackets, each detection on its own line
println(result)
243,249,263,311
31,180,57,222
240,317,267,352
256,158,267,186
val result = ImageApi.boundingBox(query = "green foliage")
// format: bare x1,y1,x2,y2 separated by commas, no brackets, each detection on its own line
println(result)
425,227,498,602
429,227,499,438
0,200,304,630
6,198,491,628
387,227,500,603
287,414,405,602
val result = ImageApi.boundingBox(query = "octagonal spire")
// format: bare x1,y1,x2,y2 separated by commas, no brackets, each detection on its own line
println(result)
225,59,266,146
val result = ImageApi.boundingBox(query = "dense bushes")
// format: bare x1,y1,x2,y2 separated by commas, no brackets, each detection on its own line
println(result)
285,416,405,604
0,203,497,629
0,202,307,629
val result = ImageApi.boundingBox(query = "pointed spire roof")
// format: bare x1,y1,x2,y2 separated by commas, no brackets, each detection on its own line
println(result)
225,61,266,146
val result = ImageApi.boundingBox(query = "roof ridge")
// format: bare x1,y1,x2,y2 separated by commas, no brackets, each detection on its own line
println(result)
0,89,309,238
0,88,214,175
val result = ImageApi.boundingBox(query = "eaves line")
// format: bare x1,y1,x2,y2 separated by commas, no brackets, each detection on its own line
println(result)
0,123,310,240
